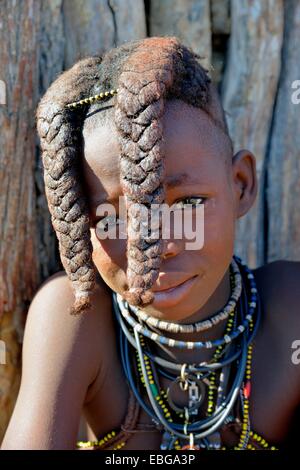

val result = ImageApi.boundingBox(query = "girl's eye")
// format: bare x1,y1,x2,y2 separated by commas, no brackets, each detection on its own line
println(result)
173,196,206,209
93,197,206,230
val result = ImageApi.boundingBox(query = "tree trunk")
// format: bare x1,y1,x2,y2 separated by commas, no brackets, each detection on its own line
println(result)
267,0,300,262
149,0,212,70
221,0,284,267
0,0,41,440
63,0,146,69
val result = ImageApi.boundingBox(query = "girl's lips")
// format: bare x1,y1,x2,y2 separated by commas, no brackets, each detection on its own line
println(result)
151,274,198,307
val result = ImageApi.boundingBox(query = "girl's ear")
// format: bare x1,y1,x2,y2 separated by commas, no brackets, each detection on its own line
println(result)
232,149,258,218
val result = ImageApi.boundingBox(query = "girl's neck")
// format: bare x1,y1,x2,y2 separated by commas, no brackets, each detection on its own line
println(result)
149,267,231,366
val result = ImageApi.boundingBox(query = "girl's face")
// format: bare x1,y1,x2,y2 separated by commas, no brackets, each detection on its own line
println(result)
82,99,257,322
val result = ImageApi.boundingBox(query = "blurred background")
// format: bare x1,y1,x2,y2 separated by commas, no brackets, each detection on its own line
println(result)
0,0,299,442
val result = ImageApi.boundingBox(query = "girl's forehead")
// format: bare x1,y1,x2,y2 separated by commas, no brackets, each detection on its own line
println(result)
83,105,229,168
82,100,231,202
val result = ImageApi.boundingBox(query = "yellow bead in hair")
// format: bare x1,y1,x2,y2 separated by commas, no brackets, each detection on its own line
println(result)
66,88,118,109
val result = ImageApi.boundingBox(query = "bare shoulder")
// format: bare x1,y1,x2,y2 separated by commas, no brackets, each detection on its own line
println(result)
1,270,114,449
27,269,114,394
253,259,300,389
253,259,300,315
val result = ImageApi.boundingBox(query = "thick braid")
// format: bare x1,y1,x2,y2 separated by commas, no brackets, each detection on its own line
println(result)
114,37,211,306
36,58,103,315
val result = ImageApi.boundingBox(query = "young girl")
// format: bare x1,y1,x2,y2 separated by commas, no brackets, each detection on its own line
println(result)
2,36,300,451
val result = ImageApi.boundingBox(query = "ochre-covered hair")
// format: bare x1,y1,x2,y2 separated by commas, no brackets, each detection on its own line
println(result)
36,36,230,315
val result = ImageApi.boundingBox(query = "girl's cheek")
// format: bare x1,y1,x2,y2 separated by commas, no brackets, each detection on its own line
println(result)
90,229,127,288
205,197,235,235
90,228,126,260
92,248,127,291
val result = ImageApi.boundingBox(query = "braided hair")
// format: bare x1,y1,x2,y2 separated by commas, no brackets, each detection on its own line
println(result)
36,36,230,315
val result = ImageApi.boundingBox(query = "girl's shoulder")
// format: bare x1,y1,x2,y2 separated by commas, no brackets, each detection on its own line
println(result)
26,270,115,405
252,259,300,393
253,258,300,312
2,272,114,449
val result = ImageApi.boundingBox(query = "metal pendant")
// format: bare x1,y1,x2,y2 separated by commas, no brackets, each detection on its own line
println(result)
167,373,206,416
188,380,200,415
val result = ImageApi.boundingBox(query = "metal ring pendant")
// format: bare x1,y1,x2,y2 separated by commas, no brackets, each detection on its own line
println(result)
166,375,206,414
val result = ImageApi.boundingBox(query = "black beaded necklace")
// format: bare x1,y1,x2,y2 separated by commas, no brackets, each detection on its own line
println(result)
112,255,262,450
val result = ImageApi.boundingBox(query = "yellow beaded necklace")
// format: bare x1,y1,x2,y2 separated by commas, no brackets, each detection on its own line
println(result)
76,339,278,450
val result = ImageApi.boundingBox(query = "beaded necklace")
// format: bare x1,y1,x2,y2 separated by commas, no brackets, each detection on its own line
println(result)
77,256,278,450
125,263,246,448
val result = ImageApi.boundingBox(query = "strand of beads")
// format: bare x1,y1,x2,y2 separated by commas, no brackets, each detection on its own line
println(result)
118,257,250,448
76,259,276,451
117,288,255,351
134,271,236,415
232,314,278,451
231,308,254,451
110,255,277,450
134,338,278,451
67,88,119,109
236,342,277,450
248,432,278,450
232,257,278,449
219,281,254,451
135,336,174,424
130,259,274,451
204,270,237,422
117,255,257,352
234,346,252,449
77,431,125,450
206,304,236,416
134,272,237,425
134,339,184,450
134,304,237,450
134,349,190,449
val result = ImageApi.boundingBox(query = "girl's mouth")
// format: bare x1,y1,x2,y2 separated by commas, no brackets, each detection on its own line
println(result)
151,274,198,307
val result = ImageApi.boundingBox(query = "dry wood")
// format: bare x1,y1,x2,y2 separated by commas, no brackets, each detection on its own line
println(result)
222,0,284,267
